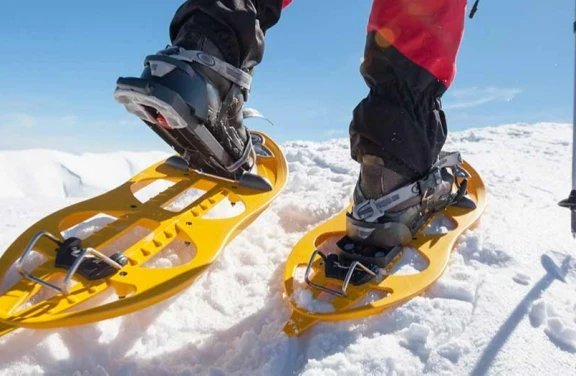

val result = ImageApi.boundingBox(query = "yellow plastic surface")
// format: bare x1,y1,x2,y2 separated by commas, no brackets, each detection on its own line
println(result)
0,131,287,336
283,161,486,337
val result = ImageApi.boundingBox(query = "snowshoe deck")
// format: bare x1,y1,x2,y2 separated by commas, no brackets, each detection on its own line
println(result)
282,160,486,337
0,131,287,337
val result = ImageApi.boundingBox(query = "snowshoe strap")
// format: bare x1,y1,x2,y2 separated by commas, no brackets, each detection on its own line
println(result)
434,151,464,170
352,152,463,223
225,129,255,173
167,47,252,92
221,105,275,173
352,183,421,223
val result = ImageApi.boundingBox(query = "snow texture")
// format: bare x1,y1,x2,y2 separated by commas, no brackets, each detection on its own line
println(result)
1,122,576,375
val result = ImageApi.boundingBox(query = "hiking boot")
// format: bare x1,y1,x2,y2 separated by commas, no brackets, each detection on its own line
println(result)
114,29,253,179
347,152,468,249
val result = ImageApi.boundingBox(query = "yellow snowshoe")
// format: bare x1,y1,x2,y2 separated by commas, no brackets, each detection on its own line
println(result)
0,131,287,338
282,158,486,337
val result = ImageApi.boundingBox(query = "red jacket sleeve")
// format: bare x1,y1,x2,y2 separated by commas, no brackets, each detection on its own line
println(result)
368,0,465,88
282,0,292,8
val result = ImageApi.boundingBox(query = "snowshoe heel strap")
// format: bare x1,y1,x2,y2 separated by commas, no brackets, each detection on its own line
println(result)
160,47,252,94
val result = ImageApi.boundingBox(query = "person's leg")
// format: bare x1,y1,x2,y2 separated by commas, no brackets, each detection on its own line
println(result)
347,0,468,247
170,0,286,70
169,0,287,170
351,0,466,188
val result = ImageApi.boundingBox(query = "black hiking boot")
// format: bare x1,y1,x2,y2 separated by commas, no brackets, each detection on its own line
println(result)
113,29,254,181
346,151,473,250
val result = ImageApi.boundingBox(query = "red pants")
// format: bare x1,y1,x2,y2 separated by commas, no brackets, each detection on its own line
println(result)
367,0,466,88
283,0,465,89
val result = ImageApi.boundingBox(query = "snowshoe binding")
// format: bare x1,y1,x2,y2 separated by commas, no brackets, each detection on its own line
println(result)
283,153,486,336
113,38,270,190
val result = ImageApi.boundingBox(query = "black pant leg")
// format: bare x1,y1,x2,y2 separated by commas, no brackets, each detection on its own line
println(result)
169,0,284,69
349,33,449,179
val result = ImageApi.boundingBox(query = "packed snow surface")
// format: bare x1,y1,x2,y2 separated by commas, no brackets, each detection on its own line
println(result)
1,122,576,375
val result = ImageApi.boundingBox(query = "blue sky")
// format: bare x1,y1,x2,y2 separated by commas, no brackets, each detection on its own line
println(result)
0,0,573,153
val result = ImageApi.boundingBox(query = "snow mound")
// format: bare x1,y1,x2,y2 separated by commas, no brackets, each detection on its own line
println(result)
1,122,576,375
0,150,168,199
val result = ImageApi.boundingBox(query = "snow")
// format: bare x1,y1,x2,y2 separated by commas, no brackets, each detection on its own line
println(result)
1,122,576,375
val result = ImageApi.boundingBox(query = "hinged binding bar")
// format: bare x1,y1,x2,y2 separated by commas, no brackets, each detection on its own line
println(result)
16,231,125,296
304,250,376,297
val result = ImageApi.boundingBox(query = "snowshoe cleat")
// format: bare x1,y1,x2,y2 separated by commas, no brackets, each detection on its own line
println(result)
282,154,486,336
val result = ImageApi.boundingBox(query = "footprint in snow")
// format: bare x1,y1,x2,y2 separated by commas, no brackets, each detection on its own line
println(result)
436,339,471,363
512,272,532,286
425,265,480,304
529,297,576,353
